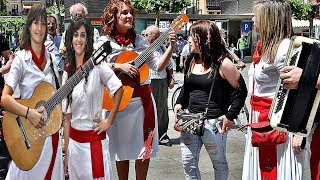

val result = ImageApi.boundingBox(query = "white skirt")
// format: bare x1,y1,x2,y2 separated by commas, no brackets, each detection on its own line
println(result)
6,136,64,180
106,96,159,161
242,110,309,180
68,136,113,180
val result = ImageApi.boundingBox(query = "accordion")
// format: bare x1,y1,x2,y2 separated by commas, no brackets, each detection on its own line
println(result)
269,36,320,137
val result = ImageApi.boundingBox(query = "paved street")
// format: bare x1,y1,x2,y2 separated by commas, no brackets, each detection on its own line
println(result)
111,63,251,180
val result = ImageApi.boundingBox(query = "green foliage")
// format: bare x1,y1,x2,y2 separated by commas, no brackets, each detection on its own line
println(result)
46,4,65,14
288,0,313,20
0,17,26,34
131,0,190,14
0,0,8,16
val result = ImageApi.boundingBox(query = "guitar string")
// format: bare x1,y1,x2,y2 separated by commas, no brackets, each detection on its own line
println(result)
134,29,171,68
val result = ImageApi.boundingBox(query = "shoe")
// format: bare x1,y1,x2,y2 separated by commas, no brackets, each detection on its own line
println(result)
159,141,172,147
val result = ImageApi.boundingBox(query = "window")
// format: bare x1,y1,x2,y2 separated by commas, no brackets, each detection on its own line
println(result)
11,4,18,15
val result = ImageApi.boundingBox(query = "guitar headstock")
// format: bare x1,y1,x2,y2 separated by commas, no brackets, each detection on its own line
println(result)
171,14,189,32
92,41,112,66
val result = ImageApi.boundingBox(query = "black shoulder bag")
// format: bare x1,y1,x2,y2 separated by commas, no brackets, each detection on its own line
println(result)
174,69,217,136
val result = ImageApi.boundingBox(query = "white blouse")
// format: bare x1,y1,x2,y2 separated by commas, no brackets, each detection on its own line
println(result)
6,49,58,98
248,39,291,98
62,61,122,130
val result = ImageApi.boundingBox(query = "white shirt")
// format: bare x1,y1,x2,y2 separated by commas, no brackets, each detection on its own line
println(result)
248,39,289,98
6,49,59,98
62,61,122,130
149,45,174,80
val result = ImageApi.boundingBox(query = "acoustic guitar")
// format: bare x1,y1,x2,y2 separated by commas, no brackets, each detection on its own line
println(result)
2,41,112,170
103,14,189,111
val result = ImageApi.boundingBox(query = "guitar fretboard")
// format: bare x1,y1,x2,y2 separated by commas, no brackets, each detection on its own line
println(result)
45,59,94,113
134,28,171,68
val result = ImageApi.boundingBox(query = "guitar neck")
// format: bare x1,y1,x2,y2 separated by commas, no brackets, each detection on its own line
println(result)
45,59,95,113
134,28,171,68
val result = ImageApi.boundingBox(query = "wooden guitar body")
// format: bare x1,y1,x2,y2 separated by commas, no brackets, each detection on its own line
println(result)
3,82,62,170
103,51,149,111
103,14,189,111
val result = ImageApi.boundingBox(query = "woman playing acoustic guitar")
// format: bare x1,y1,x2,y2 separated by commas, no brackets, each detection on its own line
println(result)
62,16,123,179
1,4,64,179
95,0,175,179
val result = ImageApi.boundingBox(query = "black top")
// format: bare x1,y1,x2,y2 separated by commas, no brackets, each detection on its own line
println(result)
0,34,10,53
176,70,247,120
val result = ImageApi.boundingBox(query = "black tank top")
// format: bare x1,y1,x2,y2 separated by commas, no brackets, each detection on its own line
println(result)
184,71,234,118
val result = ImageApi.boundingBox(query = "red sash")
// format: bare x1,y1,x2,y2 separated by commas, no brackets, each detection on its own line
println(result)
132,84,155,161
45,132,59,180
70,126,106,178
250,95,277,179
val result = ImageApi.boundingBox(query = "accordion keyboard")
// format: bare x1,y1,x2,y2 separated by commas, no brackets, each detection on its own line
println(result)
269,36,320,137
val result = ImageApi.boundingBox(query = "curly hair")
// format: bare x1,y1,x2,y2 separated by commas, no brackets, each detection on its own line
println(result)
187,20,228,76
20,4,47,50
101,0,137,37
64,16,94,79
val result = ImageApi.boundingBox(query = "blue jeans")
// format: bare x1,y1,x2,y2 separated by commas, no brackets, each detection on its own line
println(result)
180,119,228,180
239,48,246,60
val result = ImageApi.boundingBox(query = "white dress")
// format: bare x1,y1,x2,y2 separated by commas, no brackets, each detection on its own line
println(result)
62,61,122,179
242,39,310,180
95,35,159,161
5,49,64,180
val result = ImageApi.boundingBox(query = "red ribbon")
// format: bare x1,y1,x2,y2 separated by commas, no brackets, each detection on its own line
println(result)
250,95,277,179
70,126,106,178
132,84,155,161
44,132,59,180
253,40,262,64
27,45,46,71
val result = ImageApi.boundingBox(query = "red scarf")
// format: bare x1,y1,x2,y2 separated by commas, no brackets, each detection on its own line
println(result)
28,45,46,71
75,57,86,72
253,40,262,64
113,30,134,46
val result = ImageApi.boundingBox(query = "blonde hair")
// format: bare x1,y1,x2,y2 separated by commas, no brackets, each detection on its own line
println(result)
253,0,293,63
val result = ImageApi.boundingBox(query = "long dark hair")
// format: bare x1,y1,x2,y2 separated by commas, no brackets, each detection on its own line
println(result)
64,16,94,79
20,4,47,50
186,20,228,77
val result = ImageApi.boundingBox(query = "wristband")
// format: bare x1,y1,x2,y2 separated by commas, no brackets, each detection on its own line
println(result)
111,62,115,70
25,107,29,119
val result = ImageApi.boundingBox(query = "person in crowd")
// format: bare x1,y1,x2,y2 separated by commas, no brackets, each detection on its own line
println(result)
145,25,175,147
47,15,61,50
0,33,14,74
0,33,13,179
242,0,308,179
237,33,248,61
95,0,175,179
220,30,245,68
62,16,123,179
174,20,247,180
0,4,64,179
141,29,146,37
59,3,100,54
180,43,190,73
174,34,188,73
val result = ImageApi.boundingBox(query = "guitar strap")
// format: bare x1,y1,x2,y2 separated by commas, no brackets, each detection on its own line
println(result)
49,54,61,89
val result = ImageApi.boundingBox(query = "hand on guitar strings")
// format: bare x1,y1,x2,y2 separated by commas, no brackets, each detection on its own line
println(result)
28,106,46,129
279,66,302,89
121,62,139,78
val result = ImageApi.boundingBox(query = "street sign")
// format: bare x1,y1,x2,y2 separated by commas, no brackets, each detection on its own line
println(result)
242,22,252,33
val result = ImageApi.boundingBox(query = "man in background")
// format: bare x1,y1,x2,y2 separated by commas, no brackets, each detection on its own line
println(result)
146,25,175,146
